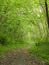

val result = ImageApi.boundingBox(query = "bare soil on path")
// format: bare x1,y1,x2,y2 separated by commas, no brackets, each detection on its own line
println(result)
0,45,46,65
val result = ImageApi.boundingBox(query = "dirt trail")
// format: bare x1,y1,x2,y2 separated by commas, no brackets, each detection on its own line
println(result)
0,45,46,65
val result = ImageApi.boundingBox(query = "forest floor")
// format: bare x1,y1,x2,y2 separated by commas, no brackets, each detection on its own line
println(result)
0,45,46,65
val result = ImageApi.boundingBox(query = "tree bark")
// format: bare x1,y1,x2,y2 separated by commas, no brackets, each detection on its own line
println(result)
45,0,49,42
45,0,49,28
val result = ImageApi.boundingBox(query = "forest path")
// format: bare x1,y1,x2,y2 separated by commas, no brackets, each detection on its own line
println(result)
0,44,46,65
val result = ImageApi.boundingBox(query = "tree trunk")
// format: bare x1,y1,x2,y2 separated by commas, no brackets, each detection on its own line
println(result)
45,0,49,42
45,0,49,27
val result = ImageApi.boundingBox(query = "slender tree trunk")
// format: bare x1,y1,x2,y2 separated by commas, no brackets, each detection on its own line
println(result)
45,0,49,27
45,0,49,42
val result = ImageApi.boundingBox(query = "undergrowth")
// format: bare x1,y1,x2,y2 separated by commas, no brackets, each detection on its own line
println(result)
29,41,49,64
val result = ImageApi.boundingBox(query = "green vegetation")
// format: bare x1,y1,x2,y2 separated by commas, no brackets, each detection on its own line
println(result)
29,41,49,63
0,0,49,64
0,42,27,56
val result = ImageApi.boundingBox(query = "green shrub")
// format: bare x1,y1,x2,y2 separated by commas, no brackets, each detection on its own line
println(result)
0,35,7,45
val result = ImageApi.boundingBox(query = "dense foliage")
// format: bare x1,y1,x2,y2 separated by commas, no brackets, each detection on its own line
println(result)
0,0,49,63
0,0,48,45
